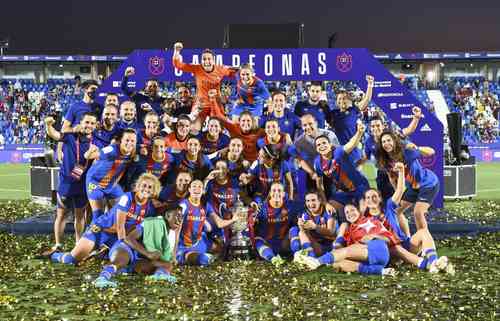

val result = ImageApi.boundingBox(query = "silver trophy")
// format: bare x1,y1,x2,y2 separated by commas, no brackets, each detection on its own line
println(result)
228,196,251,260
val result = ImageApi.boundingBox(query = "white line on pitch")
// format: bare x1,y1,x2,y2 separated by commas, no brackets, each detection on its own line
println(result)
0,174,29,177
477,188,500,192
0,188,29,192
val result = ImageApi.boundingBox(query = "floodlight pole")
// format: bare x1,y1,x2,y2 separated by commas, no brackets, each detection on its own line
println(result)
328,33,337,48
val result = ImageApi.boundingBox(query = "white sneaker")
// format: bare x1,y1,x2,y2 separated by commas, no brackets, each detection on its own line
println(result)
435,256,449,271
428,256,450,274
299,255,322,271
382,268,397,277
292,250,309,266
205,253,215,265
428,259,440,274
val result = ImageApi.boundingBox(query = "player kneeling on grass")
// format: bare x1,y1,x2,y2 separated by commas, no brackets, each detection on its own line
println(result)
289,190,338,260
174,180,239,266
94,209,180,288
49,174,160,267
296,203,398,276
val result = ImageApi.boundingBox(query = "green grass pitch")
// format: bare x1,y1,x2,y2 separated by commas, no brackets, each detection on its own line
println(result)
1,162,499,201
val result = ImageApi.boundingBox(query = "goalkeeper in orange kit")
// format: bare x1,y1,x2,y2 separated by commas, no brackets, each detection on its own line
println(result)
172,42,238,121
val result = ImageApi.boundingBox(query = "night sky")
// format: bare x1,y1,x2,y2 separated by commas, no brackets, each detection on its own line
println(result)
1,0,499,55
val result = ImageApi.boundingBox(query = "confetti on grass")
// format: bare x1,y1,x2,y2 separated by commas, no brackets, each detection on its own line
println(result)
0,200,49,223
0,232,498,321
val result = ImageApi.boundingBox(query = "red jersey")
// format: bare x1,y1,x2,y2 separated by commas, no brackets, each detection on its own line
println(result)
345,216,399,247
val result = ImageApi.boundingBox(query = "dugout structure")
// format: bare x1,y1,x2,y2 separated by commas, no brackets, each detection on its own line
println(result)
97,48,444,207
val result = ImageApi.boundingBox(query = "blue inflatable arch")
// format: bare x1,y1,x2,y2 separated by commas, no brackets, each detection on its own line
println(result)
97,48,444,207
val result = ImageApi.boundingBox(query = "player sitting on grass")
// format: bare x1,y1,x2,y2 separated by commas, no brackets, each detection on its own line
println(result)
49,174,160,266
174,180,238,266
93,208,180,288
295,202,398,276
363,163,452,274
289,190,338,260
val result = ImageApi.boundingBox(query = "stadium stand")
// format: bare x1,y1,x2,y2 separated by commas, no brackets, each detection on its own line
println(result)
0,76,498,145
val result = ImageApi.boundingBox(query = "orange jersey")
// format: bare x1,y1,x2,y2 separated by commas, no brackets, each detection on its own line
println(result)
220,117,265,162
172,56,237,105
164,132,188,151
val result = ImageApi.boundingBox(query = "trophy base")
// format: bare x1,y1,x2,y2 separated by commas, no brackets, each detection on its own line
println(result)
227,245,252,261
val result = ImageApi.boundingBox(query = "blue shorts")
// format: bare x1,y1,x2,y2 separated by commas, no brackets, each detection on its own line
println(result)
57,192,87,210
57,179,85,198
230,103,264,118
329,184,368,206
82,226,118,249
176,234,213,265
366,239,390,267
86,181,124,201
109,240,138,272
402,182,439,205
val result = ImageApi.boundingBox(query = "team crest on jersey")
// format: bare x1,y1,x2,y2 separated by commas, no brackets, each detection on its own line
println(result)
148,56,165,75
421,154,436,168
336,52,353,73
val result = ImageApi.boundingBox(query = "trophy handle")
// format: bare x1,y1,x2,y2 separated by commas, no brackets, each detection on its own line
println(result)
219,203,227,218
171,211,186,265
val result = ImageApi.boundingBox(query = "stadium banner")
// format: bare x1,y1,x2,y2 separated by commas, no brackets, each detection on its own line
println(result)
469,142,500,162
0,148,44,163
97,48,445,207
376,52,500,60
0,55,128,62
2,51,500,62
0,144,44,151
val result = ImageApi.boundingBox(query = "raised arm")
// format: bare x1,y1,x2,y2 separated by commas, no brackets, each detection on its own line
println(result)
285,172,294,201
44,116,62,141
121,66,137,98
406,143,435,157
417,146,435,156
402,106,423,137
343,121,366,154
172,42,197,73
357,75,374,112
203,169,220,191
391,162,406,205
